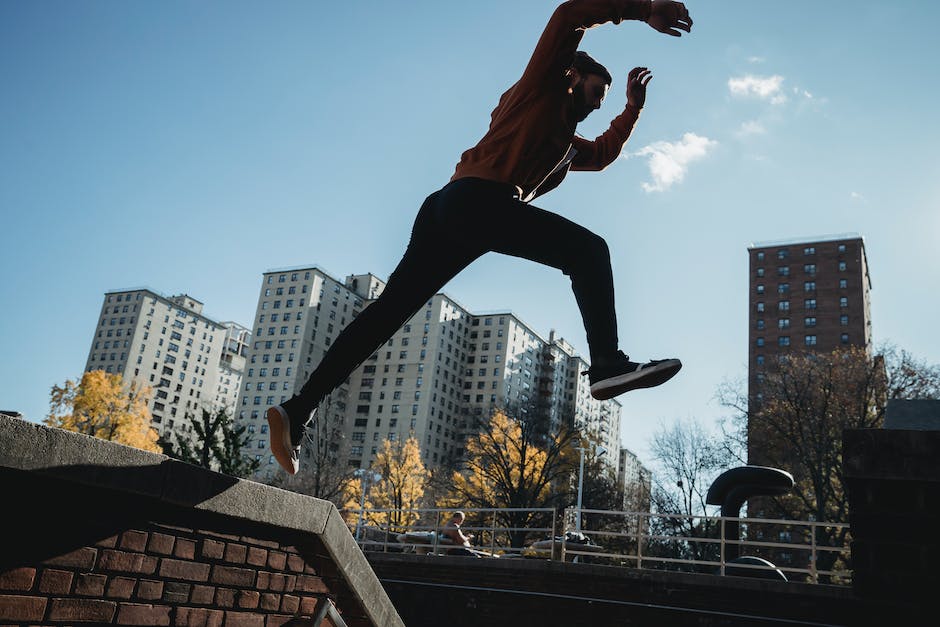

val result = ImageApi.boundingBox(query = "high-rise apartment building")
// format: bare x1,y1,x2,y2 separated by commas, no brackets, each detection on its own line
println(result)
746,236,872,571
237,266,624,479
748,234,872,406
747,233,872,473
618,447,652,512
236,267,368,476
84,290,239,437
215,322,250,414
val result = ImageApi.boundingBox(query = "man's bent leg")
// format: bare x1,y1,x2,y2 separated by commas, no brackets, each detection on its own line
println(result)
474,197,620,366
475,197,680,398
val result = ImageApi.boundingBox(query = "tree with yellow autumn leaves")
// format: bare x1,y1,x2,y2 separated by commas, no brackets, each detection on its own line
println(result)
441,410,579,548
46,370,160,453
344,436,429,532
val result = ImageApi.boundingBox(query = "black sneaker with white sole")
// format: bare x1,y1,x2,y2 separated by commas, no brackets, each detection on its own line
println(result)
584,351,682,400
266,403,315,475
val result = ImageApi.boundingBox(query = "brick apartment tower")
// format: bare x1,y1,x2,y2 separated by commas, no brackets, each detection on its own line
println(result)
747,234,872,463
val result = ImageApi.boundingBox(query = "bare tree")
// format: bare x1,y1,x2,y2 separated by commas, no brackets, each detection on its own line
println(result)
719,345,940,580
647,419,733,570
881,343,940,400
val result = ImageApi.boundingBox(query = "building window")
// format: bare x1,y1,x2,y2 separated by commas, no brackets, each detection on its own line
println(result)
778,301,790,312
778,266,790,277
757,251,765,262
756,337,765,347
778,318,790,329
756,302,765,313
756,355,765,366
805,317,817,327
778,283,789,294
839,261,847,271
838,244,846,253
756,284,765,295
804,281,816,292
803,247,816,256
756,268,765,277
805,335,818,346
840,314,849,326
778,336,791,347
839,279,848,289
804,299,817,310
777,249,789,260
841,333,849,344
756,319,765,330
840,297,848,308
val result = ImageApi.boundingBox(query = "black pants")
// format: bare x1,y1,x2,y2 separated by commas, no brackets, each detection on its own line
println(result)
290,177,619,414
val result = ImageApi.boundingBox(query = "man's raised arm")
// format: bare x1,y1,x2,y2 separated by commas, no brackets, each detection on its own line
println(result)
518,1,655,88
571,66,653,171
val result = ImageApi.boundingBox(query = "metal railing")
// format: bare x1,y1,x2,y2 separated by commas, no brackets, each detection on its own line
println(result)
349,507,556,558
349,506,851,585
561,508,851,584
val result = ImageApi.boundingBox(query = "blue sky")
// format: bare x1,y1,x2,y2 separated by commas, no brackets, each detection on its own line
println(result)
2,1,939,467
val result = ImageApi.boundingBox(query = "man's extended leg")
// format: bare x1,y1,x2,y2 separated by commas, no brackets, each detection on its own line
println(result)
268,190,482,474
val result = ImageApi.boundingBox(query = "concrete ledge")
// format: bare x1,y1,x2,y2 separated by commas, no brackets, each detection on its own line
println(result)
0,414,403,627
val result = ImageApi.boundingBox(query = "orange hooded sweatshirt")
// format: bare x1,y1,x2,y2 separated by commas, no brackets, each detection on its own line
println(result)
451,0,652,201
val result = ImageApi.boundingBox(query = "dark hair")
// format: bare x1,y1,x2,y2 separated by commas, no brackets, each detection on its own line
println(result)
571,50,612,85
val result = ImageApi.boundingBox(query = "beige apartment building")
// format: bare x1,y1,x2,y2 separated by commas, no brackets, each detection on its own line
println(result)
235,267,368,477
84,290,233,437
618,446,652,512
215,322,250,415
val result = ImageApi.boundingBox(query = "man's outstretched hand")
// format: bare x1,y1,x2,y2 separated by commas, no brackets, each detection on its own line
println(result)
627,67,652,109
647,0,693,37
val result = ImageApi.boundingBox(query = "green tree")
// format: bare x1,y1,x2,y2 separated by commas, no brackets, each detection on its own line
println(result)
160,407,260,478
46,370,160,452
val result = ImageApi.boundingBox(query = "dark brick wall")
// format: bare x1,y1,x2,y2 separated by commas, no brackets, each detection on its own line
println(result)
844,428,940,609
0,467,367,627
366,552,911,627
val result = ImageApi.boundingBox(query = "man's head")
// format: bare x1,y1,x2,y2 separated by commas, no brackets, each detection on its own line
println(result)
569,51,611,123
452,511,465,524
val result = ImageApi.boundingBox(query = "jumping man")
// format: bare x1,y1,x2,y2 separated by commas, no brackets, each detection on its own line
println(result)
269,0,693,474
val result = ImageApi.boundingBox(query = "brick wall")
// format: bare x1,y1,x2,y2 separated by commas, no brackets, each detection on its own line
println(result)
0,526,333,625
0,415,403,627
0,467,359,626
367,552,872,627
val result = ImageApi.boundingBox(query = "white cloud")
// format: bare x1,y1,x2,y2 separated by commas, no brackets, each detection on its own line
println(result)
631,133,717,193
850,191,866,202
748,56,766,64
728,74,787,104
793,87,814,100
735,120,766,138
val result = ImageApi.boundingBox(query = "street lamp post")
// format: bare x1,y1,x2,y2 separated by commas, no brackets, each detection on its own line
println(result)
575,443,607,533
354,469,382,542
